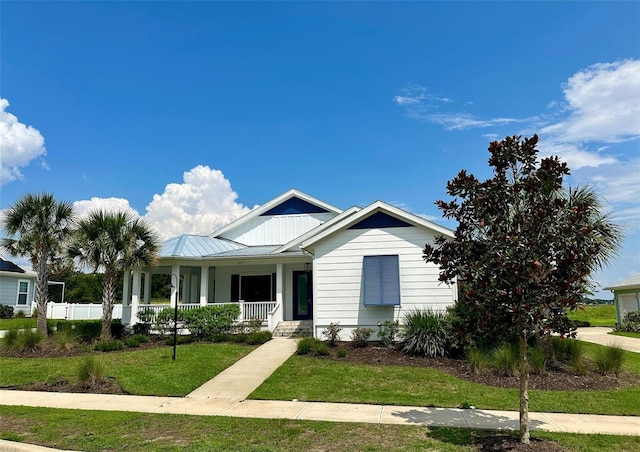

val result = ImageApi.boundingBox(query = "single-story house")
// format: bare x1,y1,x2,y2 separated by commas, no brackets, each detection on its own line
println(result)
0,257,36,316
604,275,640,324
121,190,457,339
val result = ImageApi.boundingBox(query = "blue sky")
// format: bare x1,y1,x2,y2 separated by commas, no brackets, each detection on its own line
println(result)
1,2,638,298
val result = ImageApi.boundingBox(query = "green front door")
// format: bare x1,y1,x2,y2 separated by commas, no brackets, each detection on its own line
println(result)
293,271,312,320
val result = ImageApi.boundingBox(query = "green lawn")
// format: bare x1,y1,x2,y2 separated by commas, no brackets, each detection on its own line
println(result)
0,318,37,330
250,342,640,416
566,304,616,327
0,343,255,396
610,331,640,339
1,406,639,452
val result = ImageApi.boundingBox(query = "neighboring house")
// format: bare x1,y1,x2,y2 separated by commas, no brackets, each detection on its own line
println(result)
604,275,640,324
0,257,36,315
121,189,457,339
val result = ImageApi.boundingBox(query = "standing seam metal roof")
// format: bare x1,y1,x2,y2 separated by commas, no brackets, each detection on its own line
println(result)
160,235,246,257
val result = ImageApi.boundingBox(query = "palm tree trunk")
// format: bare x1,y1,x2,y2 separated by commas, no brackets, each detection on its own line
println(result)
101,269,117,340
34,256,49,336
519,334,530,444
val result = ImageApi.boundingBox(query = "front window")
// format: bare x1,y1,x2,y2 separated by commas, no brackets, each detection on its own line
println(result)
241,275,272,302
17,280,29,305
362,255,401,306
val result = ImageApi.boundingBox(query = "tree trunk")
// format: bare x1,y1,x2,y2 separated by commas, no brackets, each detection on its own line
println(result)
101,269,116,340
34,255,49,336
519,334,530,444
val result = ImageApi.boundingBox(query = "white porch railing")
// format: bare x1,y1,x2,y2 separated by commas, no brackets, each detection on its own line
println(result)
134,301,278,328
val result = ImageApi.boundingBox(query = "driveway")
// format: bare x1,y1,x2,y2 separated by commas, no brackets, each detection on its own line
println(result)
576,327,640,353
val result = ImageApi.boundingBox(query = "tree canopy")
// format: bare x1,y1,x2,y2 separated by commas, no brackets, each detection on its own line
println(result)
423,135,622,443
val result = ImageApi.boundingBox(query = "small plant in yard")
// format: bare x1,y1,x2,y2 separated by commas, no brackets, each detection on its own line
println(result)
528,345,547,375
0,304,14,319
94,340,124,352
123,334,150,348
594,344,626,375
401,309,450,357
614,311,640,333
77,355,106,387
377,319,399,347
164,335,195,346
53,329,78,351
246,331,272,345
491,343,519,376
350,327,373,348
1,328,19,349
297,337,329,356
322,322,342,347
336,349,348,358
17,329,44,351
466,347,490,374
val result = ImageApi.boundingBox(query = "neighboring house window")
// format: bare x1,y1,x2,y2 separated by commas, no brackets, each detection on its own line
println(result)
362,255,400,306
231,274,276,302
17,280,30,305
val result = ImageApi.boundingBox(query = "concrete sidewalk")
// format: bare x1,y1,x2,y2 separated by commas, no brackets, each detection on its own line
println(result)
1,334,640,452
576,327,640,353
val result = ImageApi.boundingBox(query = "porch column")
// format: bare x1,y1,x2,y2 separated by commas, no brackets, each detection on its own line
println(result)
276,263,283,305
143,272,151,304
171,264,180,308
121,270,132,324
200,265,209,306
130,269,142,325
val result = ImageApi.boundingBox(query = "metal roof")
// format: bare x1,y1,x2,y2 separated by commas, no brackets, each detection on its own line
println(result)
604,275,640,291
0,258,25,273
160,235,245,257
215,245,295,258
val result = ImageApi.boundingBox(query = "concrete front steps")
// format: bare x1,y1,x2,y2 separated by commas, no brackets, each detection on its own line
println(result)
272,320,313,337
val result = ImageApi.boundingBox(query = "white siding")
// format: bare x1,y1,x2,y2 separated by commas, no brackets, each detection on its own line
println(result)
219,213,336,246
312,227,455,340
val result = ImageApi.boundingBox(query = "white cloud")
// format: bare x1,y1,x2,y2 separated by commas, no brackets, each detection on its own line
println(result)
0,99,47,185
542,60,640,143
73,197,141,220
144,165,251,241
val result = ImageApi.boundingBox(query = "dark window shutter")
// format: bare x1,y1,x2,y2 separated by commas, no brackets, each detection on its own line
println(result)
362,255,400,306
231,274,240,301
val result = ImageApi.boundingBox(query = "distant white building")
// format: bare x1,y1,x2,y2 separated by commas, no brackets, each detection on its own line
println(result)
0,257,36,316
604,275,640,324
121,189,457,339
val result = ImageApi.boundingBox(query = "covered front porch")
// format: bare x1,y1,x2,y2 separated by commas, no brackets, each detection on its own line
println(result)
120,259,313,332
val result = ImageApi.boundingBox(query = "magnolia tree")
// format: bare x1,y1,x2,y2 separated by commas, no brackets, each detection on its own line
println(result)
423,135,622,443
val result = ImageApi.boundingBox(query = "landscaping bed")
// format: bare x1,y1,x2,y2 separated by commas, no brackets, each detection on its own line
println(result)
325,343,640,392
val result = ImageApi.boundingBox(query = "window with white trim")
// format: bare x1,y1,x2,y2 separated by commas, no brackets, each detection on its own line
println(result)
17,280,29,305
362,255,400,306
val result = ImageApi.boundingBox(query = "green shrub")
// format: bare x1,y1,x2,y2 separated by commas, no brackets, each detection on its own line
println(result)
351,327,373,348
614,311,640,333
594,344,626,375
181,304,241,338
528,345,547,375
336,349,348,358
15,311,26,319
123,334,149,348
210,333,230,342
164,335,194,346
77,355,105,386
377,319,399,347
134,307,154,335
466,347,490,374
110,319,125,339
53,329,78,350
228,333,249,343
76,321,102,342
0,304,14,319
17,329,44,351
491,343,519,376
322,322,341,347
93,340,123,352
1,328,19,349
155,307,179,337
246,331,272,345
297,337,329,356
401,309,450,357
236,317,264,334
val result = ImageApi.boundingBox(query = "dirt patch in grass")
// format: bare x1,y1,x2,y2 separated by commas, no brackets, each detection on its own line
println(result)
8,377,127,394
325,343,640,392
472,434,569,451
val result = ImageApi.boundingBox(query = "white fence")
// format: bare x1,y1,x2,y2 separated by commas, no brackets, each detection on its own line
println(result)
46,302,122,321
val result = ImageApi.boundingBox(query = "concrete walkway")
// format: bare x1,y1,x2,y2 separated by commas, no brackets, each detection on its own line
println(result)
576,327,640,353
1,336,640,451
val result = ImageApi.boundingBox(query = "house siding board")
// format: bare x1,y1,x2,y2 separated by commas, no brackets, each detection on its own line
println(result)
0,276,19,306
218,213,336,246
312,227,454,339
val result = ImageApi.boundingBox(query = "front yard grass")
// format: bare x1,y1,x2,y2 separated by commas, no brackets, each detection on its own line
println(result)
1,406,639,452
610,331,640,339
250,342,640,416
0,318,37,330
0,343,255,396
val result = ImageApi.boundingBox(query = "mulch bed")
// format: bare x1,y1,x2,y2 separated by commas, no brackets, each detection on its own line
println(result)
324,342,640,392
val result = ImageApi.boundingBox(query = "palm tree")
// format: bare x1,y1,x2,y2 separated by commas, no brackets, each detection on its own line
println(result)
1,193,75,336
68,210,160,340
